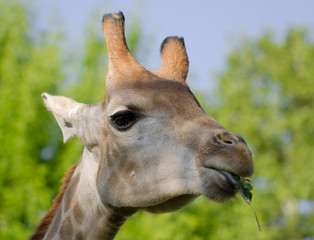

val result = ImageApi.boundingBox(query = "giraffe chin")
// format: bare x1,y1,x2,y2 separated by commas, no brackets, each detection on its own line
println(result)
144,194,198,214
199,167,238,203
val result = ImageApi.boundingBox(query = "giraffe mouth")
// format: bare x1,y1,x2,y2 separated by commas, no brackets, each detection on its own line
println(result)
199,167,239,202
218,170,239,189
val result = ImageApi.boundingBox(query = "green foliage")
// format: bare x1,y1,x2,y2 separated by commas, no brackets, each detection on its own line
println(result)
1,1,313,239
0,0,62,239
233,176,253,201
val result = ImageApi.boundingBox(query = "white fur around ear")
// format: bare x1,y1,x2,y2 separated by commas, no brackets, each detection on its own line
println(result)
41,93,83,143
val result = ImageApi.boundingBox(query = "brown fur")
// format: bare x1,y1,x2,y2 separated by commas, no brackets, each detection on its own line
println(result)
73,201,85,224
59,216,73,238
30,162,78,240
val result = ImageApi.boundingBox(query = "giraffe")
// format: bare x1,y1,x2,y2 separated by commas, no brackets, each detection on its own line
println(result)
31,12,254,240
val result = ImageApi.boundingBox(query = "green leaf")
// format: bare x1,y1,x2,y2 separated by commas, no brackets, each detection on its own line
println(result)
233,176,261,231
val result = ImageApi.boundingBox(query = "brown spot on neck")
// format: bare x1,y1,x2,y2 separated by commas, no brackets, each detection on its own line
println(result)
59,216,73,238
30,162,79,240
98,210,129,239
73,201,85,224
75,231,84,240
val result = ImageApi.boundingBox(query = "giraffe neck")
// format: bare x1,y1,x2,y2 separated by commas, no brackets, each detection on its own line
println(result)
43,148,134,240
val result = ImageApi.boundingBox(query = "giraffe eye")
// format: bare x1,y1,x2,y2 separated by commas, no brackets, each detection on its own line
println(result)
110,110,137,130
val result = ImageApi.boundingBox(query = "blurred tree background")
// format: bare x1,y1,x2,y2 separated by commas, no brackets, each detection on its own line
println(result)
0,0,313,239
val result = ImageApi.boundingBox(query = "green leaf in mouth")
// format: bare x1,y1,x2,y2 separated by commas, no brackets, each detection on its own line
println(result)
233,176,261,231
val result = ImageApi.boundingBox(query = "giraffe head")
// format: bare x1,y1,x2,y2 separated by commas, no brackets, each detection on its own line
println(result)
42,12,254,214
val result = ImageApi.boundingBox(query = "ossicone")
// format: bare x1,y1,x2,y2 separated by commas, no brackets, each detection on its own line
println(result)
154,36,189,84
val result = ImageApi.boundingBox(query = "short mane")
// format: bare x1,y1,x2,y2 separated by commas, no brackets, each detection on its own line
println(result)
30,162,78,240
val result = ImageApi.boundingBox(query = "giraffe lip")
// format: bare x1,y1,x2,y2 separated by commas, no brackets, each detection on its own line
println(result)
218,170,239,189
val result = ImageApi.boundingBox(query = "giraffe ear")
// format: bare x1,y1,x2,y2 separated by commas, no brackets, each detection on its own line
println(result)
41,93,83,143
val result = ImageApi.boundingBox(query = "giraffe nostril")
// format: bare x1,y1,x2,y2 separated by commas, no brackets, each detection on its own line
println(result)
215,131,237,146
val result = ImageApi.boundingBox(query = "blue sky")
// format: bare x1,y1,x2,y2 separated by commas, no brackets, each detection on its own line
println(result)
29,0,314,91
